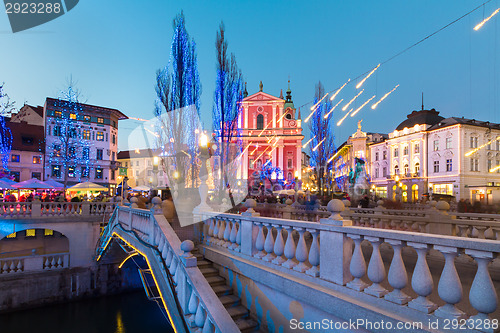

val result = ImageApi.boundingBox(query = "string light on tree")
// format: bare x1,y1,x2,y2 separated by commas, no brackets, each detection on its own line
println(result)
324,99,343,119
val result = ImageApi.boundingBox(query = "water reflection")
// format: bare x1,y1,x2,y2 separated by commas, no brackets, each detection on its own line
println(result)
0,291,174,333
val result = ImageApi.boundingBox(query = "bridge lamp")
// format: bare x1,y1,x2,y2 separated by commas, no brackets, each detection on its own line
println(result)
395,175,400,182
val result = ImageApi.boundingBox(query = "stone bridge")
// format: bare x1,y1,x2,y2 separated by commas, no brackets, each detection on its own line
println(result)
96,198,500,333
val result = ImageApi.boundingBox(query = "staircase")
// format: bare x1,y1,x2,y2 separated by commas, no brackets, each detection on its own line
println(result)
194,250,262,333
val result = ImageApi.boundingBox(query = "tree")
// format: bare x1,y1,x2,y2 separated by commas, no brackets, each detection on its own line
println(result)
0,83,14,174
155,12,202,190
212,22,245,206
308,81,336,197
47,82,92,191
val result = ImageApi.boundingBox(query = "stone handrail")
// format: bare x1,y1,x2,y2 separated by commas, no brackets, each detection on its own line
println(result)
0,252,70,275
97,201,239,333
198,199,500,327
0,201,116,219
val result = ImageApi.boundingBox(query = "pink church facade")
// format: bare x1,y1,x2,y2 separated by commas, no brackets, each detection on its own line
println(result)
236,82,304,188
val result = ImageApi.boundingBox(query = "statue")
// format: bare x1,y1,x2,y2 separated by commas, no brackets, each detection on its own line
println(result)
357,119,363,132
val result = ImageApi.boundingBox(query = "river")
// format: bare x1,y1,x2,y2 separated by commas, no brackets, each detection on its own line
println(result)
0,291,174,333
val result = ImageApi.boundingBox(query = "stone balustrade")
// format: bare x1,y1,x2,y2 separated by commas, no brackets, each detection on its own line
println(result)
198,199,500,327
96,199,239,333
0,252,70,275
0,201,117,219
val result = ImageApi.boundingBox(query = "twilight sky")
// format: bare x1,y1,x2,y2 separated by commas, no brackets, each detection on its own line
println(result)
1,0,499,151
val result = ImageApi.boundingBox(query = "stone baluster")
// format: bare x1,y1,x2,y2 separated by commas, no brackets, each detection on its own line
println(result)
202,315,215,333
164,248,174,267
407,243,437,313
306,229,320,277
474,226,488,239
262,224,276,262
456,224,470,238
434,246,466,320
217,219,225,246
235,221,242,252
293,228,310,273
223,219,231,248
212,219,220,246
384,239,412,305
364,237,388,297
282,226,297,269
207,218,214,245
253,222,266,259
465,249,498,323
229,220,238,250
187,288,199,322
271,225,286,265
347,234,368,291
194,302,206,328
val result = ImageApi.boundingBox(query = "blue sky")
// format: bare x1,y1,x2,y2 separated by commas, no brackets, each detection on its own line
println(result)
1,0,499,151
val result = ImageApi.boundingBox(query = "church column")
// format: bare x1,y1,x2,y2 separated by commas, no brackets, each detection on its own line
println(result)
244,106,248,129
272,144,277,168
278,144,284,174
296,145,302,180
278,106,283,128
272,104,276,128
243,145,249,180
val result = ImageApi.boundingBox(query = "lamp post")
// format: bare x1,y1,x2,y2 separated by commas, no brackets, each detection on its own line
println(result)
194,133,212,212
152,156,159,196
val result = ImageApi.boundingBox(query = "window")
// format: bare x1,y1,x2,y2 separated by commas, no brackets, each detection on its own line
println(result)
414,143,420,153
54,110,62,118
446,159,452,172
106,133,108,142
497,140,500,151
403,146,409,156
53,145,61,157
53,126,62,136
382,167,387,177
69,146,76,158
22,136,34,146
32,172,41,180
487,141,492,150
488,159,492,172
95,168,103,179
147,170,153,176
83,130,91,140
433,140,439,151
84,115,91,123
394,165,399,174
52,165,61,178
10,171,20,182
96,132,104,141
375,152,379,161
81,167,89,178
112,152,116,161
470,158,479,171
433,160,439,173
111,169,115,180
68,166,76,178
136,161,139,166
125,162,128,167
96,149,103,160
496,160,500,173
414,162,420,174
375,168,379,178
135,170,139,177
97,117,104,124
68,128,77,138
112,135,116,145
11,154,20,163
433,184,453,195
394,148,399,157
32,156,41,164
383,151,387,160
446,137,452,149
44,229,53,236
70,113,76,120
256,114,264,130
404,164,409,175
112,120,116,128
470,137,478,148
82,148,89,160
25,229,36,237
287,159,293,169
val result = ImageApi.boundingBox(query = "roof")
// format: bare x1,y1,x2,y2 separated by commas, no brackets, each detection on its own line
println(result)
45,97,128,120
7,120,45,153
395,109,444,131
117,148,156,159
427,117,500,131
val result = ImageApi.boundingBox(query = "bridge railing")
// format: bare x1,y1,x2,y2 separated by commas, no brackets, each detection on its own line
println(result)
254,201,500,240
0,201,116,219
198,199,500,324
0,252,70,275
99,202,240,333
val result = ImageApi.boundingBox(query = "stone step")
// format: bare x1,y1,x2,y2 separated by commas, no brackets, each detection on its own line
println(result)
235,317,259,333
199,267,219,277
226,305,250,320
193,252,203,259
196,259,212,268
211,284,233,297
219,294,240,308
205,276,226,287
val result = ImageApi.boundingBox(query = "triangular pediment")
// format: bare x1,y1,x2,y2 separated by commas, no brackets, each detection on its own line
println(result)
243,91,284,103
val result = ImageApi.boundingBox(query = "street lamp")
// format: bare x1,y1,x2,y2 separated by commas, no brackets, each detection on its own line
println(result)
194,133,212,212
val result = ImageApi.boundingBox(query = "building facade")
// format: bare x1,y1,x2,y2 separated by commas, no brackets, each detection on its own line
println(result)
369,108,500,203
117,149,168,189
237,82,303,189
44,98,127,191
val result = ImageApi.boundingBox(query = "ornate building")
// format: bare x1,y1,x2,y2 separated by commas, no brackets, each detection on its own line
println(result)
237,82,303,189
370,108,500,203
